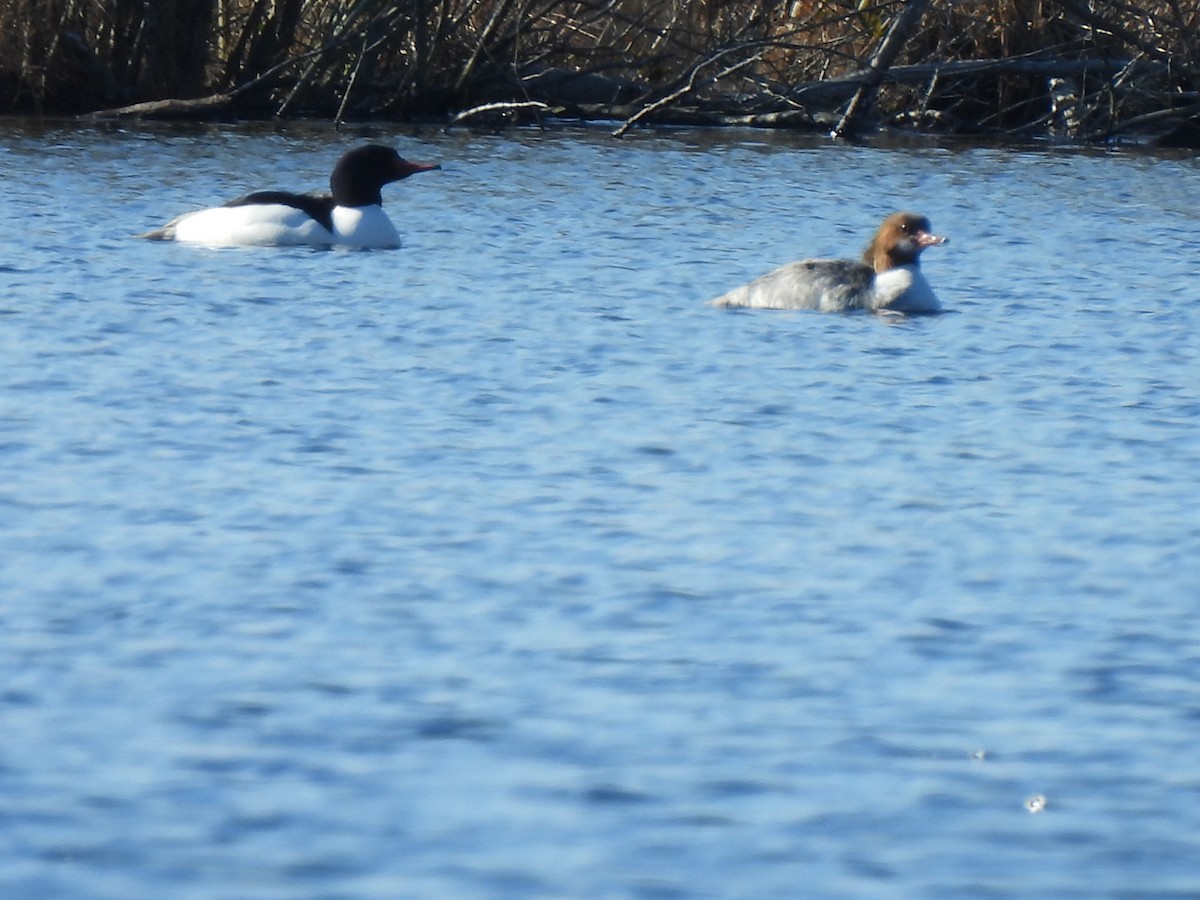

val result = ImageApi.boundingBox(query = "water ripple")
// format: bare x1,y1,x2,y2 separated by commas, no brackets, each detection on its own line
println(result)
1,122,1199,898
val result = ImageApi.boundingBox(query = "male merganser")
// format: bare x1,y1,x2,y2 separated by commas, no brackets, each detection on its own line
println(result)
710,212,948,313
140,144,439,248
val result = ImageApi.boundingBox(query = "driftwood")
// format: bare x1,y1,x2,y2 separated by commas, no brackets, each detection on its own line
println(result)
80,92,239,120
84,74,266,121
450,100,559,125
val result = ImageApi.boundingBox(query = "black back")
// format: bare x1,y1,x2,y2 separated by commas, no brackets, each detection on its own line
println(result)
223,190,336,232
217,145,425,228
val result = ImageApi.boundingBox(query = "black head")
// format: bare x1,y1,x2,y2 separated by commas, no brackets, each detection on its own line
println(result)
329,144,439,207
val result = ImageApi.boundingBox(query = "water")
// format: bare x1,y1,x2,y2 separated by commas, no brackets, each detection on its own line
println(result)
2,119,1200,898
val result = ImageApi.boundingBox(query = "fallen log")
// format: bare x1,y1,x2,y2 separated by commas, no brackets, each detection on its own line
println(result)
794,55,1166,106
601,53,1168,135
81,35,341,121
81,92,239,120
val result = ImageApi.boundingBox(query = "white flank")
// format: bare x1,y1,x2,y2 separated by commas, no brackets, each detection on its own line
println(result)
170,205,335,247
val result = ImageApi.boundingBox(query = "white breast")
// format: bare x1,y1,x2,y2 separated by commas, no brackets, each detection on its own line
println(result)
331,205,401,249
873,265,940,313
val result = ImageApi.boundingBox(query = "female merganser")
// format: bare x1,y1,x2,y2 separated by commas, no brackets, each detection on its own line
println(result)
141,144,439,248
710,212,948,313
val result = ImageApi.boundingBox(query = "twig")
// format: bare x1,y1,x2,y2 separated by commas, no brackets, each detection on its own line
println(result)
834,0,930,139
335,31,389,129
613,49,762,137
276,0,382,117
450,99,556,124
1058,0,1175,63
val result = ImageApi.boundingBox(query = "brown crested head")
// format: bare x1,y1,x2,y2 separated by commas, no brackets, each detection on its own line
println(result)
861,212,948,273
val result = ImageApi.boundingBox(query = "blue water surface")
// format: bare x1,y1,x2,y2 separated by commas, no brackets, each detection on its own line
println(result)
2,120,1199,898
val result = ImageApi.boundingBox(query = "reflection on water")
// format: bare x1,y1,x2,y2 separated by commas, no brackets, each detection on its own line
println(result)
2,121,1200,898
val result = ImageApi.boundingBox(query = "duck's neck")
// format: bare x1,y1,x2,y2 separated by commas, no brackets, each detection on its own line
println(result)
868,245,919,274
